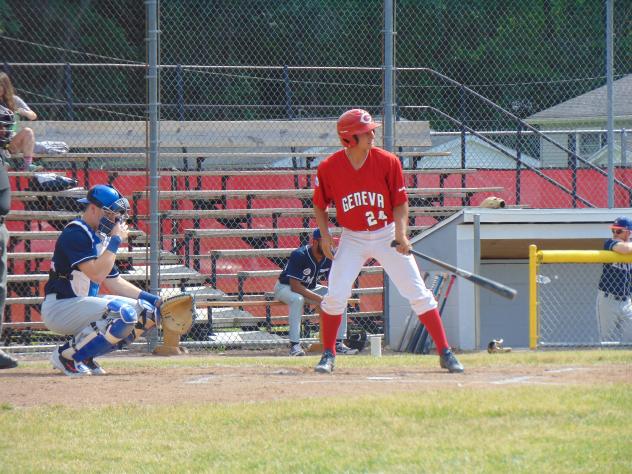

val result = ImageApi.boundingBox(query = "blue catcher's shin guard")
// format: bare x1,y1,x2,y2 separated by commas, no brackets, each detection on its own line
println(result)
72,303,138,362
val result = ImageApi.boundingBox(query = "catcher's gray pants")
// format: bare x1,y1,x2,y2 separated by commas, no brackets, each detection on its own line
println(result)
596,290,632,343
274,283,347,344
42,293,142,336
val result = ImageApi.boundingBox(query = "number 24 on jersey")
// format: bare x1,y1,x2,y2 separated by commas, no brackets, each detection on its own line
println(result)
365,210,387,226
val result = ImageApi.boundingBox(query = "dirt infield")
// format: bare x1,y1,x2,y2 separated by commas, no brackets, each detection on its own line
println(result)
1,355,630,408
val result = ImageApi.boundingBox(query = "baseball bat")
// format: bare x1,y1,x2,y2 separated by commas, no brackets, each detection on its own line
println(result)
390,241,517,300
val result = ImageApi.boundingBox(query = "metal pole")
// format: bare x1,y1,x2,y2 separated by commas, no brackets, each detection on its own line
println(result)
283,65,294,120
622,129,628,167
382,0,395,152
64,64,74,120
606,0,614,207
146,0,160,298
176,64,184,121
473,213,481,350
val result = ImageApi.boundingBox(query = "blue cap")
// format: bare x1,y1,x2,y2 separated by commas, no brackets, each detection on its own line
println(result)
313,228,321,239
611,216,632,230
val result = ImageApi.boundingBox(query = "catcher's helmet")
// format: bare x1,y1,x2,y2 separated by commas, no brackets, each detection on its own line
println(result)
337,109,380,147
78,184,129,235
0,105,16,148
79,184,128,213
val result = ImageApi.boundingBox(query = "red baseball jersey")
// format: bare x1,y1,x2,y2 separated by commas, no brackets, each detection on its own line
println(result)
313,147,408,231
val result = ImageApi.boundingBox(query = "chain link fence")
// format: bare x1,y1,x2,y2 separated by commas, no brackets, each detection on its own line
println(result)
535,260,632,348
1,0,631,354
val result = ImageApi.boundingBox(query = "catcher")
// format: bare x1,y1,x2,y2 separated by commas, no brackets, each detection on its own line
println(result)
41,184,193,376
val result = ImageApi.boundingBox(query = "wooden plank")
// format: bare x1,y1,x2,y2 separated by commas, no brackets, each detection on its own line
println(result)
28,120,431,148
6,270,211,285
185,226,428,238
1,321,47,328
6,250,180,262
263,287,383,297
164,206,462,219
7,171,65,178
236,266,382,278
132,187,504,201
6,211,79,221
10,189,87,199
113,164,469,179
211,248,295,258
208,311,382,327
198,297,361,309
5,297,44,305
8,230,146,240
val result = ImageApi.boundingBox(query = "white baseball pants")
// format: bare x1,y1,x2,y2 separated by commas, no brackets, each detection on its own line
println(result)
321,223,437,316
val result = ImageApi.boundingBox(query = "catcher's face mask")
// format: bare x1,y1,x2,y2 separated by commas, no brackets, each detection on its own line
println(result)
98,202,129,236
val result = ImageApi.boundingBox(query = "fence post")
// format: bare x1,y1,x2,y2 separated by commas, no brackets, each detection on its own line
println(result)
459,85,467,205
64,63,74,120
382,0,395,152
567,134,578,208
146,0,160,352
621,129,627,167
176,64,185,121
283,65,293,120
515,120,522,205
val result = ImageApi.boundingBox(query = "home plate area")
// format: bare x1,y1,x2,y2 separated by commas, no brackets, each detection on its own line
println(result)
1,362,627,408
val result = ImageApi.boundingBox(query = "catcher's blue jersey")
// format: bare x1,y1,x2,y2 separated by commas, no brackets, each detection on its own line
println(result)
44,219,119,299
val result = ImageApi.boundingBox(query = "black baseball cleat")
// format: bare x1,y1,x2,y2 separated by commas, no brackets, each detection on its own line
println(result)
0,350,18,369
315,349,336,374
440,348,464,373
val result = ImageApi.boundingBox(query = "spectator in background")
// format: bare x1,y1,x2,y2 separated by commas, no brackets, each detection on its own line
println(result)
274,228,357,356
596,216,632,343
0,72,41,171
0,156,18,369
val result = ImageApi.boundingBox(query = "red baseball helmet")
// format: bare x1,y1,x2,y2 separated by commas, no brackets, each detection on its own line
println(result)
337,109,381,147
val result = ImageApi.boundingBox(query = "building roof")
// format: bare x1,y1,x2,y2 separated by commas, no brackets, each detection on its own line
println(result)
420,135,540,169
527,74,632,124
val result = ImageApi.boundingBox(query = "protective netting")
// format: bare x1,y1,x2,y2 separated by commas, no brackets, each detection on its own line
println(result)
537,262,632,348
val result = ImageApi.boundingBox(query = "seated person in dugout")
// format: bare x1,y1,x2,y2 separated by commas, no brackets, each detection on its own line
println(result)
274,228,358,356
41,184,162,376
596,216,632,343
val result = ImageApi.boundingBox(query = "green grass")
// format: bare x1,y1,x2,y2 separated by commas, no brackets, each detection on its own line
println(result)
1,350,631,473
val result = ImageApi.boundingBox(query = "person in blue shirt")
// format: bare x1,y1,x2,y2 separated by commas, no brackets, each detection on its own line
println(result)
41,184,161,376
274,228,357,356
596,216,632,343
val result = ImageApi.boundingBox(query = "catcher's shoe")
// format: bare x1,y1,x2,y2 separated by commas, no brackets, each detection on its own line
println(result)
335,341,359,355
439,348,464,373
83,358,107,375
289,343,306,357
51,348,91,377
315,350,336,374
0,350,18,369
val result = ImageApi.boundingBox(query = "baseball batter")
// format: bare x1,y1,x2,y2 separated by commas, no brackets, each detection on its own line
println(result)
41,184,161,376
596,216,632,343
312,108,464,374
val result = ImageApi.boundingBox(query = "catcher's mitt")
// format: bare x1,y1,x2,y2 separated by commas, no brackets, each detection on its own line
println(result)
479,196,506,209
159,293,195,335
